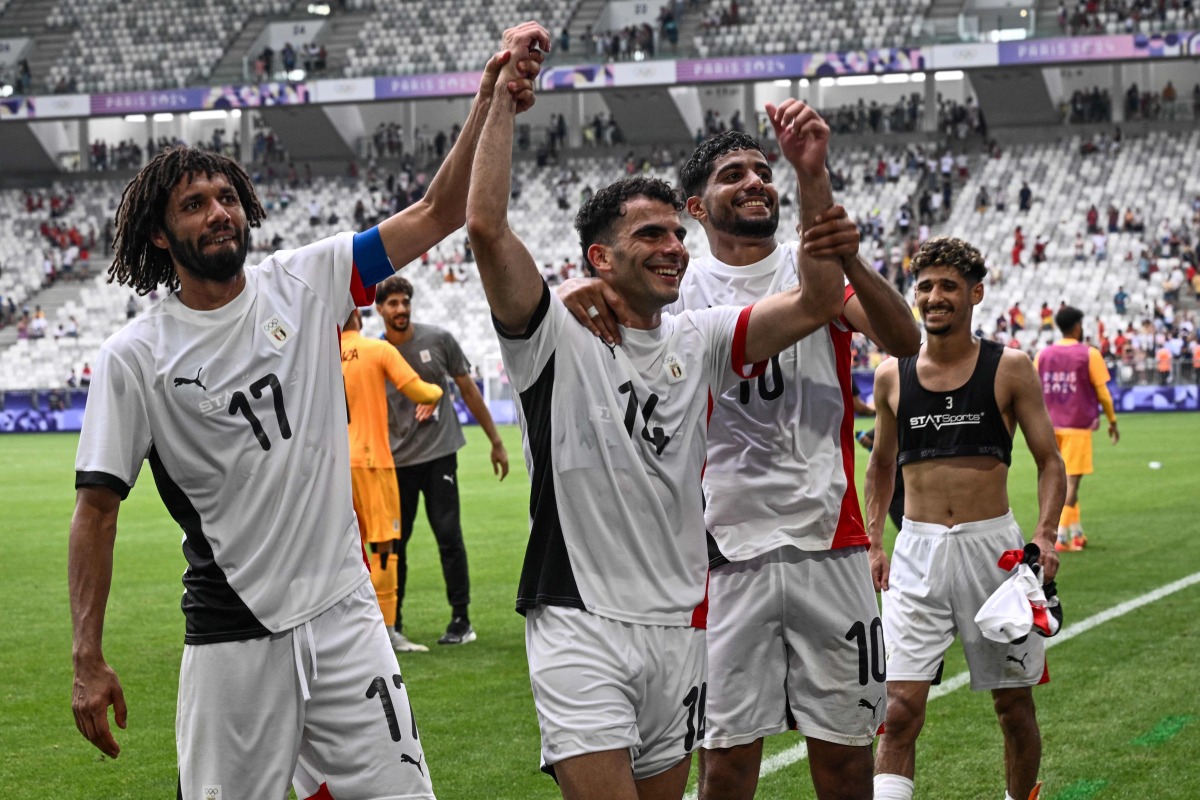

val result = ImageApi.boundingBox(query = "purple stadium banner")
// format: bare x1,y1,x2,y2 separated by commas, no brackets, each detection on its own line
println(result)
1112,384,1198,412
89,88,203,115
200,82,310,109
804,48,927,77
999,31,1197,65
88,83,310,115
0,95,35,119
677,54,809,82
374,72,482,100
540,63,617,90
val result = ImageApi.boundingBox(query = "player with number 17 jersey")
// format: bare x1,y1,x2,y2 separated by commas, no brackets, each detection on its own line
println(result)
76,231,371,642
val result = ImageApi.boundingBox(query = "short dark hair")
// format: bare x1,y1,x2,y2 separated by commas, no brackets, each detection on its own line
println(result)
375,274,414,304
110,146,264,295
679,131,766,199
1055,305,1085,335
574,176,683,273
909,236,988,284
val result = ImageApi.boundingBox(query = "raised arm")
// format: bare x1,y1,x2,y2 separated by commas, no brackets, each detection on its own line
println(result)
742,101,844,364
377,22,548,270
1004,349,1066,581
465,26,552,335
69,486,127,759
840,256,920,357
864,359,899,591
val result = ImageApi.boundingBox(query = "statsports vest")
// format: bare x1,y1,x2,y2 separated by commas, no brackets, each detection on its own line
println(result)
1037,341,1099,430
896,339,1012,466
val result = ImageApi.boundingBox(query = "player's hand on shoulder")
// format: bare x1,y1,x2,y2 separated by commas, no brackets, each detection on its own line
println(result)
557,276,627,346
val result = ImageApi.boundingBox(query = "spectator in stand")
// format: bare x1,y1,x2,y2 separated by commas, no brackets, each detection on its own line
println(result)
1040,302,1054,331
1018,181,1032,212
1009,301,1026,332
1086,204,1099,234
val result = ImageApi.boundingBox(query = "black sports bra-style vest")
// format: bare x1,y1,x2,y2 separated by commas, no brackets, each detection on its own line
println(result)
896,339,1013,466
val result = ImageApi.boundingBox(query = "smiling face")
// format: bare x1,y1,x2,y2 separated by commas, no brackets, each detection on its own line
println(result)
151,171,249,284
378,290,412,334
588,196,689,317
913,264,984,337
691,148,779,240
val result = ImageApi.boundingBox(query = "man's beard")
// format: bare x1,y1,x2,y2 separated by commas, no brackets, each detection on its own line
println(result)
166,226,249,283
710,203,779,239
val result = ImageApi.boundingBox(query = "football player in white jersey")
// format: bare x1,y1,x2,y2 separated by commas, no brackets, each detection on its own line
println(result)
563,126,920,799
466,52,862,800
68,22,549,800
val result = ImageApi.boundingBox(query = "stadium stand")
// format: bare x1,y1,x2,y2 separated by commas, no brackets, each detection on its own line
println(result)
42,0,292,93
2,125,1196,392
1057,0,1197,36
341,0,579,78
693,0,933,57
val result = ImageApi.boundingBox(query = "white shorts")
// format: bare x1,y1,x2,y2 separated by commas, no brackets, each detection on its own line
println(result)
883,511,1048,691
704,546,883,749
177,580,436,800
525,605,706,780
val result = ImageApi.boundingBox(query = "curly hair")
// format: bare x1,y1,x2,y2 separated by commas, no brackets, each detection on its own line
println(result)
375,274,414,304
908,236,988,284
679,130,765,200
109,146,265,295
574,176,683,273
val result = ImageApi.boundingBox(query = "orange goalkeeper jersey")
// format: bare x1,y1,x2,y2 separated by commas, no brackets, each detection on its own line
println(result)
341,329,442,468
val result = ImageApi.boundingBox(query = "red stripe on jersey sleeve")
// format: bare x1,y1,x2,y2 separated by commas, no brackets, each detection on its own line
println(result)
830,316,870,549
350,262,376,307
730,304,767,379
840,284,858,332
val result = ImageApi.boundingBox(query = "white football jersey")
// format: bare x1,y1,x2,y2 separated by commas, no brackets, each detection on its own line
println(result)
676,242,868,559
76,232,372,642
498,287,753,627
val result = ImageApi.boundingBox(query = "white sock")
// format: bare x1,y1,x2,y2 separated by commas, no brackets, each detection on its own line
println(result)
874,773,915,800
1005,793,1017,800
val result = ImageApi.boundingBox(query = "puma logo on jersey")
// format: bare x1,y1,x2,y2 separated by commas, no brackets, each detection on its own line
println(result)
174,367,207,390
858,696,883,719
400,752,425,775
908,411,983,430
1006,653,1029,669
442,474,455,485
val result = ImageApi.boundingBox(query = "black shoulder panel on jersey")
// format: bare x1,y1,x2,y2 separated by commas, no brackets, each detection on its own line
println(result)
493,281,551,342
75,471,132,500
514,351,585,615
148,446,272,644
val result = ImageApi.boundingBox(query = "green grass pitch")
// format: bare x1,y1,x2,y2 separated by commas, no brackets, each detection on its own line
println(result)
1,412,1197,799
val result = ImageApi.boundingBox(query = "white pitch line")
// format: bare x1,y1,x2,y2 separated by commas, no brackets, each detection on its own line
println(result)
684,569,1200,800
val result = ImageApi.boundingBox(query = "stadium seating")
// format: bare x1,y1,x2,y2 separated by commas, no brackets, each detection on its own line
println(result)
1,125,1196,391
693,0,932,58
341,0,577,78
43,0,292,93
